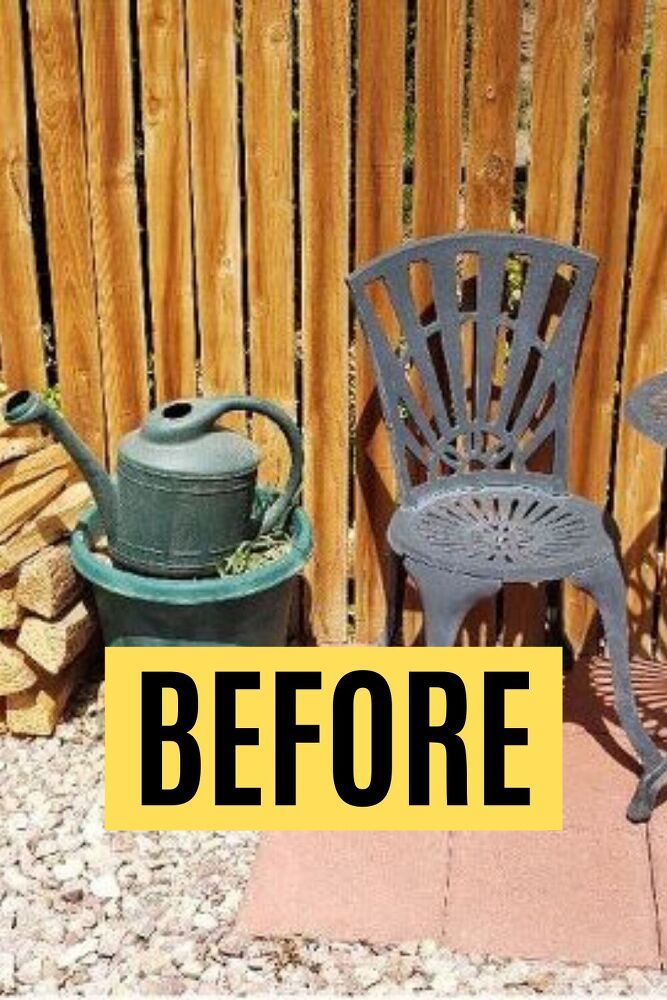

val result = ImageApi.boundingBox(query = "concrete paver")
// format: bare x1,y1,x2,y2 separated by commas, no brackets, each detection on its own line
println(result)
647,826,667,966
238,831,450,944
239,661,667,967
445,827,659,967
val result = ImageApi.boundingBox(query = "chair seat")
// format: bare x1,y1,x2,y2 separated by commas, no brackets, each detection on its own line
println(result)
388,484,614,582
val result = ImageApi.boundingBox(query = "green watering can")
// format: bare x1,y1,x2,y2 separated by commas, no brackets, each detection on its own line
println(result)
3,391,303,579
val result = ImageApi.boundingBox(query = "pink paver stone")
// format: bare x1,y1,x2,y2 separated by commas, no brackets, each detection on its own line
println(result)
238,677,665,966
563,729,640,831
445,827,659,967
238,831,449,944
647,826,667,965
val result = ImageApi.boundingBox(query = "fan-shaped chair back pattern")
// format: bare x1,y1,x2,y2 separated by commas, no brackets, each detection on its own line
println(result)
347,232,667,824
348,233,597,501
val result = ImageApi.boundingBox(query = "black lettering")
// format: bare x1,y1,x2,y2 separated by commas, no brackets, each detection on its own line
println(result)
333,670,392,806
215,671,261,805
141,671,200,805
409,672,467,805
484,671,530,805
275,672,321,805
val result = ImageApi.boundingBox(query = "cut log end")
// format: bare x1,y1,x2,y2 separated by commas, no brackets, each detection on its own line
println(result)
18,599,97,675
5,644,97,737
0,576,22,630
0,641,37,696
16,542,83,619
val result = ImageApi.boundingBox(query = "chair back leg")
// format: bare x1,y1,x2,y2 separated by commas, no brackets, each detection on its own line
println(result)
571,557,667,821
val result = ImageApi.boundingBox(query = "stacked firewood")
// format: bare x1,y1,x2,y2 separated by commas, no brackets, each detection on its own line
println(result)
0,401,96,735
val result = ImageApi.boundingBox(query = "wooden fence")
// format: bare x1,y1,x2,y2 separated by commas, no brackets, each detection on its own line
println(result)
1,0,666,657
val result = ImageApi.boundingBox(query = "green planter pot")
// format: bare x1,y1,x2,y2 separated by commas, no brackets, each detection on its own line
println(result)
70,499,313,647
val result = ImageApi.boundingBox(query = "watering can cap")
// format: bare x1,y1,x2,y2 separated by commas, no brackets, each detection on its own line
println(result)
120,399,261,479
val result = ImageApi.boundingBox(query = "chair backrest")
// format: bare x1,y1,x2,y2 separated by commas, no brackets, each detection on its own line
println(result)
348,232,597,501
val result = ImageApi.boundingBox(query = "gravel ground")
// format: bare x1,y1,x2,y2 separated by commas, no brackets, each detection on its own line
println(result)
1,679,667,996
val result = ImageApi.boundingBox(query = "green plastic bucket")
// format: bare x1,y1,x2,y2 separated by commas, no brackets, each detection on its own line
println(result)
70,499,313,647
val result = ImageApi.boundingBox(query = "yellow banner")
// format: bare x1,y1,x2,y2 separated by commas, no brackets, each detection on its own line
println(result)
105,646,562,831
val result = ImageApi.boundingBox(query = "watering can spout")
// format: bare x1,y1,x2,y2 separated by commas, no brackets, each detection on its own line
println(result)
3,390,119,544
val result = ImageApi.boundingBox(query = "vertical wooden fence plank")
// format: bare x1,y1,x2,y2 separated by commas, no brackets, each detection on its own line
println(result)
0,0,45,392
28,0,105,458
243,0,294,483
80,0,148,460
526,0,585,241
138,0,196,402
186,0,245,409
464,0,522,644
504,0,585,645
354,0,406,645
565,0,645,655
300,1,350,644
405,0,464,644
413,0,464,238
614,0,667,660
466,0,522,232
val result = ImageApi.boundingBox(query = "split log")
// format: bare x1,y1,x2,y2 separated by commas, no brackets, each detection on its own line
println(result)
16,543,83,620
0,482,91,576
0,436,47,465
18,599,96,675
0,443,71,498
0,697,6,734
0,467,70,539
5,646,93,736
0,642,37,696
0,576,21,629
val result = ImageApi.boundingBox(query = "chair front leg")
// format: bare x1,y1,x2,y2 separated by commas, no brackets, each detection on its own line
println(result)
571,556,667,822
406,559,501,647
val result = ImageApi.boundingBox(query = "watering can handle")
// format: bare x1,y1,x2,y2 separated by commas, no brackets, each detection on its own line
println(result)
203,396,303,536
